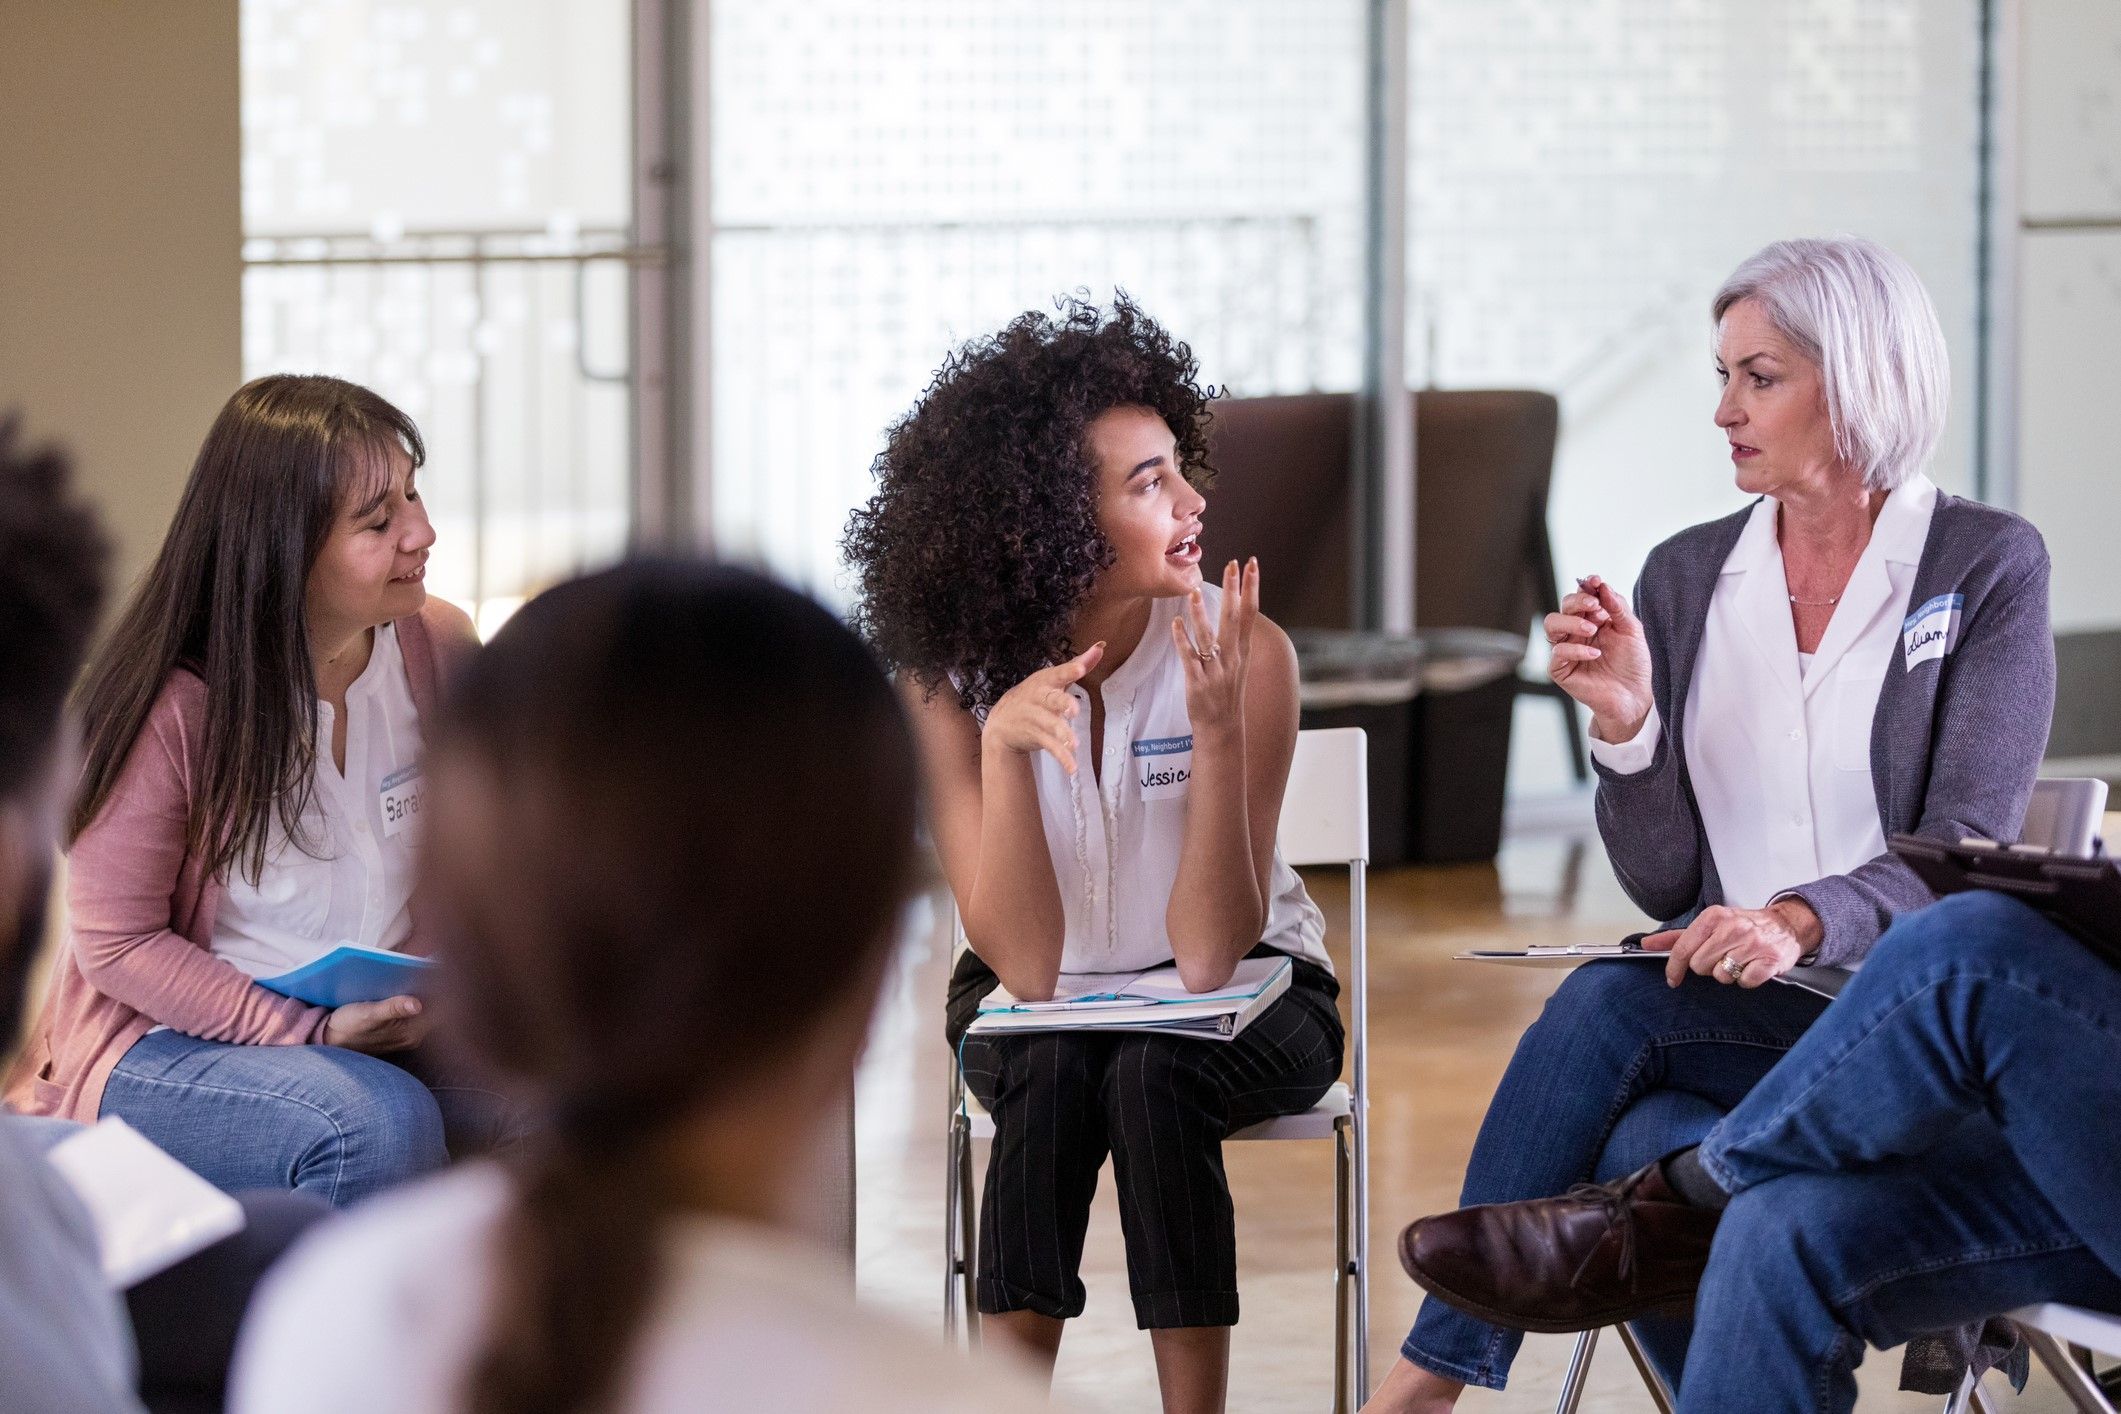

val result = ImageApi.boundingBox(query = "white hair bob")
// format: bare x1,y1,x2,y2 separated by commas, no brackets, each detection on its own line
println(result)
1712,236,1949,492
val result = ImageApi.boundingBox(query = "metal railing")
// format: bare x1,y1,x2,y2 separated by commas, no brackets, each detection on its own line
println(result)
242,226,664,633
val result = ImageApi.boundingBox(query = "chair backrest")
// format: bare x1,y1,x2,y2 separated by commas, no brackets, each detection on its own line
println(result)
2021,778,2109,857
1199,392,1358,631
1278,727,1370,867
1410,389,1561,634
1198,389,1562,639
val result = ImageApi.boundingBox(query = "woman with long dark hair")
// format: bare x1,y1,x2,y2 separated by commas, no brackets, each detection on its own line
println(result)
841,297,1344,1414
5,374,499,1204
230,561,1047,1414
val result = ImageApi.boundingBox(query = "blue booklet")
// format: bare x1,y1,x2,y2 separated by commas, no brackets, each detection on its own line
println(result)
256,945,435,1008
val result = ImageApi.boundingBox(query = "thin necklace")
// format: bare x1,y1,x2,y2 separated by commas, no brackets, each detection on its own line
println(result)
1788,592,1840,607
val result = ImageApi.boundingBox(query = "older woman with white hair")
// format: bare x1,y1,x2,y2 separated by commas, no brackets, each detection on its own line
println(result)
1363,236,2054,1413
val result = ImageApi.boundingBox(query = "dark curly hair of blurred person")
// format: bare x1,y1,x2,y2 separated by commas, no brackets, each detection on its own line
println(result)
842,294,1218,712
0,417,108,802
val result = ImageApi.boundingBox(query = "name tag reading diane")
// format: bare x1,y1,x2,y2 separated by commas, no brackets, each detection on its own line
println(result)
1132,734,1193,802
1902,593,1963,671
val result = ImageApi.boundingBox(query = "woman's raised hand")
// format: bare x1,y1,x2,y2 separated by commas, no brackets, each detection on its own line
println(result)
1173,558,1258,738
985,641,1105,775
1544,574,1653,742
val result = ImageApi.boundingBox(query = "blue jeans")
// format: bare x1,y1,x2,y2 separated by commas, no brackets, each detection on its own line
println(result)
101,1030,521,1206
1680,892,2121,1414
1402,958,1829,1389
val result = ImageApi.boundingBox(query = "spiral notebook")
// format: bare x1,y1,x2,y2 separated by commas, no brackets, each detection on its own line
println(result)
969,955,1292,1042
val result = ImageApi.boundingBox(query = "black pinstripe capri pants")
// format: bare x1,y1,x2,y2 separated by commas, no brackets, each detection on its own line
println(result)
946,944,1344,1329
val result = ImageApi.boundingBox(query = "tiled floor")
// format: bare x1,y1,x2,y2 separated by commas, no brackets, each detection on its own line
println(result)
854,818,2087,1412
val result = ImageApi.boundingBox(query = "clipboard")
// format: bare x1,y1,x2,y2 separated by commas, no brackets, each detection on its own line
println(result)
1888,833,2121,968
1456,933,1855,999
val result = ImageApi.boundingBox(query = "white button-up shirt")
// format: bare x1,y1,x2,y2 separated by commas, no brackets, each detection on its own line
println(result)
1591,474,1939,910
982,581,1329,976
211,623,423,978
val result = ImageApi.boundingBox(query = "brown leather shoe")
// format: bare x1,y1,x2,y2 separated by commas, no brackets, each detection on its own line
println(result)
1396,1160,1719,1334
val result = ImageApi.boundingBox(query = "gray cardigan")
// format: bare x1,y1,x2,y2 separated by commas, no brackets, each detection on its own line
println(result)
1593,491,2055,968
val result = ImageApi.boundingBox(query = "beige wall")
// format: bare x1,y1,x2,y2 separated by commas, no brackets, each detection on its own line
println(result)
0,1,243,591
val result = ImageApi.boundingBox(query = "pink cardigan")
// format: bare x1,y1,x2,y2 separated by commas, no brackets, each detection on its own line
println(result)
5,603,478,1123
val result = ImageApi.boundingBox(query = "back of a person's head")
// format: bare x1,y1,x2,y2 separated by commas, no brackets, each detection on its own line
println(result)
0,418,108,1041
420,557,918,1414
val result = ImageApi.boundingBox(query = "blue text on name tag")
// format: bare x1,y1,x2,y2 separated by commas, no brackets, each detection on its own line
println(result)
1131,734,1194,758
1902,593,1963,670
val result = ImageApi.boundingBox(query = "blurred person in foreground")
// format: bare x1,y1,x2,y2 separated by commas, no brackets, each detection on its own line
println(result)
230,561,1054,1414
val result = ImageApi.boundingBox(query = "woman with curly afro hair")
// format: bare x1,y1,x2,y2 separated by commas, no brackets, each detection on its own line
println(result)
844,296,1343,1413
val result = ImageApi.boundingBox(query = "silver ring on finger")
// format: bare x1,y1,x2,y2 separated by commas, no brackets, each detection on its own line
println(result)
1720,953,1748,983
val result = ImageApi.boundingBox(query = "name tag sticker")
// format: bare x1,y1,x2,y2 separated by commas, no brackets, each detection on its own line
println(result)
379,764,424,840
1130,734,1193,802
1902,593,1963,671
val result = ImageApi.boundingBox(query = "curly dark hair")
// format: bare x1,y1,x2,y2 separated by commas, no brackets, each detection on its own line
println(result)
842,294,1217,712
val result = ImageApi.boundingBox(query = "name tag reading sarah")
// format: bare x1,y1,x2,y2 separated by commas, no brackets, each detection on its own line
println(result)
380,763,425,840
1132,734,1193,801
1903,593,1963,671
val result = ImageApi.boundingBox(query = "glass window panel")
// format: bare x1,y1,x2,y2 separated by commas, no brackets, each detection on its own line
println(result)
1408,0,1984,594
240,0,634,634
709,0,1368,602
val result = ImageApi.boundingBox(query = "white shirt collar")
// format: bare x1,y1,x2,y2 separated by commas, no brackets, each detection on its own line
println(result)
1722,471,1938,577
1870,471,1939,566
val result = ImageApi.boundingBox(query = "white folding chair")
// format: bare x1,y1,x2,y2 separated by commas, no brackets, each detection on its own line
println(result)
2001,1305,2121,1413
943,726,1373,1410
1554,777,2111,1414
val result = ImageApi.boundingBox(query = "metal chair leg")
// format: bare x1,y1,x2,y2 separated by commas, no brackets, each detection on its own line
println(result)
1333,1116,1351,1414
2023,1327,2121,1414
957,1115,979,1349
1615,1322,1676,1414
1942,1368,1987,1414
1553,1328,1599,1414
943,1111,965,1341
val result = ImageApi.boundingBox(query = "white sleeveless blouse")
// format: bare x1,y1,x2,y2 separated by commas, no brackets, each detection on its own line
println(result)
982,582,1330,976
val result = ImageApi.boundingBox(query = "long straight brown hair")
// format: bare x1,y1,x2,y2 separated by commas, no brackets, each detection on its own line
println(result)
422,561,918,1414
69,374,424,883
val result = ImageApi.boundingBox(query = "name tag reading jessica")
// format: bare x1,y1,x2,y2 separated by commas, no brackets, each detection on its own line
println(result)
379,764,425,840
1132,734,1193,801
1902,593,1963,671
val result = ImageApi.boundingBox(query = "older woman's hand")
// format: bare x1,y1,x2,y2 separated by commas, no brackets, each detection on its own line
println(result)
1544,575,1654,743
1643,899,1825,989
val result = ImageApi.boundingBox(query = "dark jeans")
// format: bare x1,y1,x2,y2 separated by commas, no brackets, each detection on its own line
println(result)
130,1190,331,1414
948,948,1344,1328
102,1031,523,1206
12,1116,332,1414
1401,958,1829,1389
1681,892,2121,1414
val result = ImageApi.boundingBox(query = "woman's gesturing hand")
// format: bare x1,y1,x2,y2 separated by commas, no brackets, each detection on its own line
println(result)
323,994,429,1054
1642,899,1823,989
1173,558,1258,738
1544,574,1654,743
985,641,1105,775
